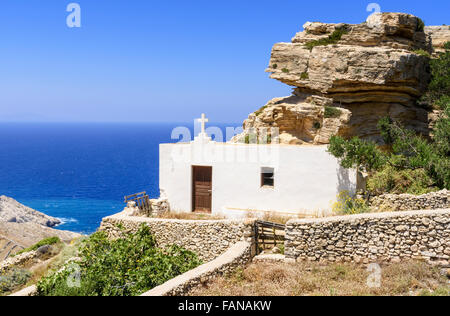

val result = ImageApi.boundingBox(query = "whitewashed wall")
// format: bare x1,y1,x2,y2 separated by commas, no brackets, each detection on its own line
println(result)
160,138,356,218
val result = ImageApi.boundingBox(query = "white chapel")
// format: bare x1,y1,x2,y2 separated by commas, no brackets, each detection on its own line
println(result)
158,114,357,218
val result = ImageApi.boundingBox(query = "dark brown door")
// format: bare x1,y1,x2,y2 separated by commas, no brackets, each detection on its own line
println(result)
192,166,212,213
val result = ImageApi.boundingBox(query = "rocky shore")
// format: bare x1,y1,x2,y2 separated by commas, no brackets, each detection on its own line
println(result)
0,196,80,261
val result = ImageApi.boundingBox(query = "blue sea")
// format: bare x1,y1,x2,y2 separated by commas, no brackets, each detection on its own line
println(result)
0,122,239,234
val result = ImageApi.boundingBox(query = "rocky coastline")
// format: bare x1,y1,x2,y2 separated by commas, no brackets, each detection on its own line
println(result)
0,196,80,261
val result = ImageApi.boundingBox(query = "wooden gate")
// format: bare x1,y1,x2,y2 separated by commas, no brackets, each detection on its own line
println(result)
254,220,286,255
192,166,212,213
124,191,152,216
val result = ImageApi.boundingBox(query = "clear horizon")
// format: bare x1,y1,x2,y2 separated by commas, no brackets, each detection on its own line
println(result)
1,0,449,123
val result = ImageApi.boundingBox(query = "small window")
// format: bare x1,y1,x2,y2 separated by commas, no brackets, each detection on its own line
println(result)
261,167,274,187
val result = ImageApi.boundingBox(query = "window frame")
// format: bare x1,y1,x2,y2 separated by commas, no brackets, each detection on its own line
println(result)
260,167,275,188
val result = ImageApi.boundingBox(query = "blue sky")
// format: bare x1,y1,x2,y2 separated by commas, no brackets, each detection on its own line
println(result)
0,0,449,123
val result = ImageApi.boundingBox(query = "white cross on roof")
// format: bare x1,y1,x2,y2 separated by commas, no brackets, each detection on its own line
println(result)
197,113,209,134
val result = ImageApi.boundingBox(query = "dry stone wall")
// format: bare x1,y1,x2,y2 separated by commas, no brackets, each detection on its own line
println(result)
99,212,255,262
285,209,450,266
0,250,37,274
141,241,252,296
369,190,449,212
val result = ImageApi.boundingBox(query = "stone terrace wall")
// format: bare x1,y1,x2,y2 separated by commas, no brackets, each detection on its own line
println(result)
99,212,255,262
369,190,449,212
285,209,450,266
142,241,252,296
0,250,37,274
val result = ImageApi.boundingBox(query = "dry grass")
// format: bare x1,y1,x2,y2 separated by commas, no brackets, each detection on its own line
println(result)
157,212,226,221
190,261,449,296
245,211,314,225
24,238,85,289
1,238,84,296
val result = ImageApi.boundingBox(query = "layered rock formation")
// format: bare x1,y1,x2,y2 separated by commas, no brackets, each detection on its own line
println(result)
234,13,439,145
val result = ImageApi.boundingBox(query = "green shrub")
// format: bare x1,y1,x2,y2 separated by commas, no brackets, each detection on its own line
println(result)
367,165,438,195
37,225,202,296
332,191,370,215
15,237,61,256
435,95,450,110
328,115,450,193
272,64,278,69
300,72,309,80
422,41,450,107
328,135,387,172
413,49,431,58
305,27,349,51
313,121,321,129
433,100,450,157
416,18,425,32
0,268,32,294
281,68,289,73
324,106,342,118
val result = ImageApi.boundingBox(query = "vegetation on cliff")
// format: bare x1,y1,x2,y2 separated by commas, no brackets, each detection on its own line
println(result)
304,26,349,50
0,268,31,294
37,225,202,296
14,237,61,257
328,42,450,196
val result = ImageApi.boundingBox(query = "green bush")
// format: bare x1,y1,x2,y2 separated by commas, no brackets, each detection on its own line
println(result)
281,68,289,73
0,268,32,294
300,72,309,80
37,225,202,296
416,18,425,32
15,237,61,256
332,191,370,215
305,27,349,51
413,49,431,58
433,100,450,156
422,41,450,107
328,135,387,172
328,114,450,193
367,165,438,196
324,106,342,118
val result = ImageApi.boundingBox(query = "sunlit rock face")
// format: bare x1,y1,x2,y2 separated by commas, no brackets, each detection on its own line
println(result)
425,25,450,56
234,13,439,145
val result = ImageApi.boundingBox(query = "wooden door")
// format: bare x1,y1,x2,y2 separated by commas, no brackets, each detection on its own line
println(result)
192,166,212,213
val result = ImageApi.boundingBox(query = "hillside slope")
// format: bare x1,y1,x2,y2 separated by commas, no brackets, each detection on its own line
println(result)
0,196,80,261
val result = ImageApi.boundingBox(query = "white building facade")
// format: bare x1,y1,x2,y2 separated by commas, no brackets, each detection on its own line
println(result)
159,131,357,218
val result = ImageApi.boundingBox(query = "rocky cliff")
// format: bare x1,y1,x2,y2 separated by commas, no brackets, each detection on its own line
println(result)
0,196,80,261
0,196,61,227
425,25,450,56
233,13,449,145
